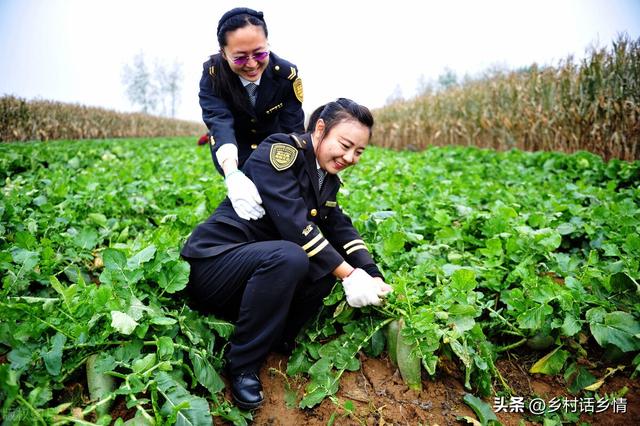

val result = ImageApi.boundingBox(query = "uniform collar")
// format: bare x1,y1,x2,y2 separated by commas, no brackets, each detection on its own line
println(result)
238,76,261,86
302,133,340,203
310,134,322,171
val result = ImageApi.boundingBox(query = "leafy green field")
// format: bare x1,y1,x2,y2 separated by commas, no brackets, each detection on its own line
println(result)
1,138,639,425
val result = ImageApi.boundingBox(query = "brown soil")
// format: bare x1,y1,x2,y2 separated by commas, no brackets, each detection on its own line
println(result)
215,352,639,426
47,348,637,425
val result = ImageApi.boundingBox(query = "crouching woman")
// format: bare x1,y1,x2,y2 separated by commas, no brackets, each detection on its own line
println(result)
181,98,392,409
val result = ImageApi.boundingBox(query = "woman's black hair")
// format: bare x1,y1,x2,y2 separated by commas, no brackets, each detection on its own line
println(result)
306,104,325,132
315,98,374,140
212,7,268,111
216,7,268,46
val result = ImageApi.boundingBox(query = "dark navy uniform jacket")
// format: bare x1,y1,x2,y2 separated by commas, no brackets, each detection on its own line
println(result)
181,133,382,281
199,52,305,174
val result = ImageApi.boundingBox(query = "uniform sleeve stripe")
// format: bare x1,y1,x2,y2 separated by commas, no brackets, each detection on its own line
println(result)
345,244,368,255
343,239,364,250
307,240,329,258
302,234,323,251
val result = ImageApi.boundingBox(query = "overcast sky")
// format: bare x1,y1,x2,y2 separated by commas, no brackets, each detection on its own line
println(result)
1,0,639,123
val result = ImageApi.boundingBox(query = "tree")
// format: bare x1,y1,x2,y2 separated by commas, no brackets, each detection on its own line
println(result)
437,67,458,91
416,74,434,97
121,52,158,114
385,84,404,105
156,60,182,118
122,54,183,117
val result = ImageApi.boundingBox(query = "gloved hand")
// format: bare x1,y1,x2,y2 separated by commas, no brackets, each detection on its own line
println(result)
373,277,394,297
225,170,265,220
342,268,390,308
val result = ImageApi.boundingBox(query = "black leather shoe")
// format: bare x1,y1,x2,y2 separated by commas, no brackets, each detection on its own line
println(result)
231,373,264,410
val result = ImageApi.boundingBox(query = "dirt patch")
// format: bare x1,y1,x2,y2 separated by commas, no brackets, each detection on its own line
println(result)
247,353,492,425
50,349,637,425
236,352,639,426
496,351,639,426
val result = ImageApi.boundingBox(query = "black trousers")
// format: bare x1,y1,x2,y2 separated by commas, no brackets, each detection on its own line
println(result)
186,240,335,375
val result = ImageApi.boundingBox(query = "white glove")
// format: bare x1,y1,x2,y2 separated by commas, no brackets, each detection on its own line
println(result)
225,170,265,220
342,268,386,308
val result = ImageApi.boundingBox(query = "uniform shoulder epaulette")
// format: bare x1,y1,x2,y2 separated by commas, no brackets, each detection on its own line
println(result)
271,56,299,81
204,55,219,78
271,54,304,103
289,134,307,149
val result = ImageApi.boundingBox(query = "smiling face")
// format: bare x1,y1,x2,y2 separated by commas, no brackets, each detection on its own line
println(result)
313,119,370,174
221,24,269,82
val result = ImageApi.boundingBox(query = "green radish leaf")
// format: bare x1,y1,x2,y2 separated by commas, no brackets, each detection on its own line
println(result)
529,347,570,375
27,385,52,408
42,333,66,376
88,213,108,227
0,364,20,404
73,228,98,250
127,245,157,269
589,311,640,352
564,362,597,394
561,314,581,337
11,248,39,271
298,388,329,409
517,304,553,330
189,349,225,395
111,311,138,335
150,316,177,326
203,317,234,339
132,353,156,374
462,393,499,425
155,372,212,426
158,261,190,293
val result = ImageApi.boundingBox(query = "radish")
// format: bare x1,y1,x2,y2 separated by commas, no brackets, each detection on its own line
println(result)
394,318,422,391
86,354,115,416
385,319,401,366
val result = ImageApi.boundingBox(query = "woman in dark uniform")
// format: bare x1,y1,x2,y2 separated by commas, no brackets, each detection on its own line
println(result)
198,7,305,221
181,98,392,409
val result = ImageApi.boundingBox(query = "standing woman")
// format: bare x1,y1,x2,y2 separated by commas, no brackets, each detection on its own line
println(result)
182,99,392,409
199,7,305,221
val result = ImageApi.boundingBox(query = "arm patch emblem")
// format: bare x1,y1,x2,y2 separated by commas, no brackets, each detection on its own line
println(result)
270,143,298,171
293,77,303,103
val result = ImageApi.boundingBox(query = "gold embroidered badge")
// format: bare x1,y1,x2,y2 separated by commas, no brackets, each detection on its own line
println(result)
293,77,303,103
270,143,298,171
325,201,337,207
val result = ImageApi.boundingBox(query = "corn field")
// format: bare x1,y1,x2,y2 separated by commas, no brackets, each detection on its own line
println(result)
0,97,204,142
372,34,640,161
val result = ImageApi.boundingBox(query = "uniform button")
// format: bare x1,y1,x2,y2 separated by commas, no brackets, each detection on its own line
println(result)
275,65,280,71
310,209,318,217
251,129,257,133
250,118,257,123
251,144,257,149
